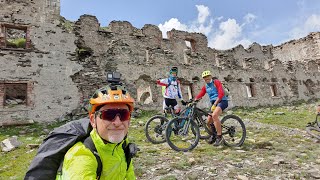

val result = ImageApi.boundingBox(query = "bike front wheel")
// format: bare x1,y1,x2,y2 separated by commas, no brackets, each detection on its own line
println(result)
165,117,200,152
306,126,320,140
221,115,246,147
145,115,168,144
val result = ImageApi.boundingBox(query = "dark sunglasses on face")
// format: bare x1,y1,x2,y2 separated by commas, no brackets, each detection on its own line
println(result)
96,109,131,122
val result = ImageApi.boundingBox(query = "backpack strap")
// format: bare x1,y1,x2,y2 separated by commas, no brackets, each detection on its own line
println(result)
122,140,139,170
122,141,130,170
85,136,138,175
176,80,181,99
58,136,137,179
83,136,102,180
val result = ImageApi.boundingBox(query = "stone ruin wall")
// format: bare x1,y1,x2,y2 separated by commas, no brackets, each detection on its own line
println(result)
0,0,319,122
0,0,83,122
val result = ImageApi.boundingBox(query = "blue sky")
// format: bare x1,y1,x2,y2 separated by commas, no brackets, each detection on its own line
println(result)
61,0,320,50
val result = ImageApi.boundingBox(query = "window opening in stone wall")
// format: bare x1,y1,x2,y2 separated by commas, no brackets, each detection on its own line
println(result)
245,84,256,98
145,49,149,62
185,38,196,52
185,41,191,48
5,27,27,49
47,0,58,7
4,83,27,107
270,84,278,97
237,78,243,82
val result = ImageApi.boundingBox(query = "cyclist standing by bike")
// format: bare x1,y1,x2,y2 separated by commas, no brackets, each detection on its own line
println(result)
157,67,184,114
194,70,228,146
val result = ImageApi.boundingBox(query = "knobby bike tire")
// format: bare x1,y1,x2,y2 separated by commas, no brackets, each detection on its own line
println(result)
145,115,169,144
306,126,320,140
221,114,246,147
165,117,200,152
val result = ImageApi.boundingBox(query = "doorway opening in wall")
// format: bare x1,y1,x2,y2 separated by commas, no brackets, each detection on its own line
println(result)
245,83,256,98
4,83,27,107
140,91,151,104
4,26,27,49
270,84,278,97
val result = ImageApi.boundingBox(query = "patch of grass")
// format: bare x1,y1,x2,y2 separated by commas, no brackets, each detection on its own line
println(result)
99,26,111,32
133,164,144,177
169,158,192,170
59,16,74,33
154,168,169,176
186,173,198,180
234,100,320,129
6,38,26,48
0,120,77,178
160,175,177,180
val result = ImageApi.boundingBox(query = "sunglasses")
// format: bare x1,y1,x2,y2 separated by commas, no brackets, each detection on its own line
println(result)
96,109,131,122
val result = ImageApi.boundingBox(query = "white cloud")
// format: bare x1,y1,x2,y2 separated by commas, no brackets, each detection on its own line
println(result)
209,19,251,49
196,5,210,24
158,5,213,38
243,13,256,25
289,14,320,39
158,5,255,50
158,18,188,38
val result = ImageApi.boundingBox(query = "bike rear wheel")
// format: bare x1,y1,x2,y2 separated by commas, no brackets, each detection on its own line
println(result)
221,115,246,147
165,117,200,152
306,126,320,140
145,115,168,144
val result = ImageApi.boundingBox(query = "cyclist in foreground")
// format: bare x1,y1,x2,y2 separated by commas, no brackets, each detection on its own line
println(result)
194,70,228,146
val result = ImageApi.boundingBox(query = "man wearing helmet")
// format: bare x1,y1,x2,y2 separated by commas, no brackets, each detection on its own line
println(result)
195,70,228,146
57,84,136,179
157,67,183,114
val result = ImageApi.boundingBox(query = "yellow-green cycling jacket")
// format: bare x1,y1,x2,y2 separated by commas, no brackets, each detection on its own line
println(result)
56,129,136,180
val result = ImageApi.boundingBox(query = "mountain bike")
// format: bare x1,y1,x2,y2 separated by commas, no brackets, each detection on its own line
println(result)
306,113,320,140
144,100,195,144
144,105,180,144
165,100,246,152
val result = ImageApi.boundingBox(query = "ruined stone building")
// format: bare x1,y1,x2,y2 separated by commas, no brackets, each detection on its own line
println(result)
0,0,319,122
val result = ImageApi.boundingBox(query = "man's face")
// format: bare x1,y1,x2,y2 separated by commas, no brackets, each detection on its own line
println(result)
171,72,177,77
203,75,212,83
90,103,130,143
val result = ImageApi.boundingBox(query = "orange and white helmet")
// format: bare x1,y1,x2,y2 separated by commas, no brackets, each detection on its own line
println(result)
88,84,134,116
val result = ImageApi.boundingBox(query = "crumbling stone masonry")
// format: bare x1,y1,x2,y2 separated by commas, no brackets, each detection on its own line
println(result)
0,0,319,123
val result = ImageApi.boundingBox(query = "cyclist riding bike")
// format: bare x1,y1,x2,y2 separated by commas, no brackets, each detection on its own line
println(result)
194,70,228,146
157,67,184,114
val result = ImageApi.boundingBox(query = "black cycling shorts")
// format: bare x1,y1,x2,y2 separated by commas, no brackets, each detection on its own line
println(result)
164,98,178,108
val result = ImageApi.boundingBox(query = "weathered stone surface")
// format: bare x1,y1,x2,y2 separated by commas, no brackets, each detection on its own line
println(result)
0,1,319,123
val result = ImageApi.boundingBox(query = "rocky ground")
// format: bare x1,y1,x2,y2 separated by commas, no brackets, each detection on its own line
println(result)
1,102,320,180
133,119,320,180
